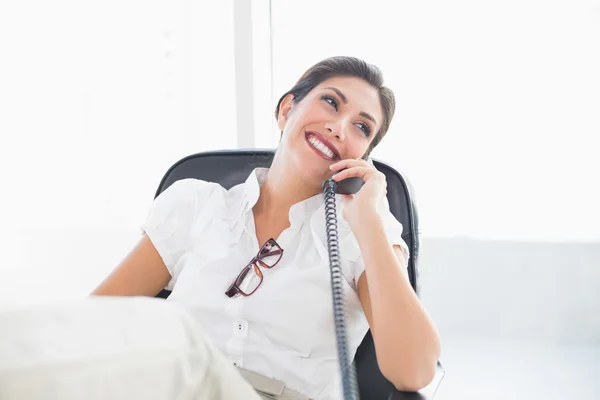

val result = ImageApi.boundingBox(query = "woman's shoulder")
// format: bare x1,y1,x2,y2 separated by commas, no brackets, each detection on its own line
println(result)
165,178,221,191
160,178,227,198
152,178,230,214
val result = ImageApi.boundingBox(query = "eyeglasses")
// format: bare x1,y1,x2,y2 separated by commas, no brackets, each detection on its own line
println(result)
225,238,284,298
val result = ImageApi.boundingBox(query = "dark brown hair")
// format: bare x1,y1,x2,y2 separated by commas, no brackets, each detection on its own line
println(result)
274,56,396,156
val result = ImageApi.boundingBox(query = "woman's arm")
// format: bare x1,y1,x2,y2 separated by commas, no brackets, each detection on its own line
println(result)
327,157,441,391
91,234,171,297
355,211,440,392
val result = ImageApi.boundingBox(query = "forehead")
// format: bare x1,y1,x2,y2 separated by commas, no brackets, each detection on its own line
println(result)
313,76,382,122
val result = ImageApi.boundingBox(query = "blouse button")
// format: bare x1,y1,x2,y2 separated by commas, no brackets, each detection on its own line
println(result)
235,320,248,337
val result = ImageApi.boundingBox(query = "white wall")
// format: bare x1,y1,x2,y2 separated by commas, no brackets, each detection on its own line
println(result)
0,0,237,305
271,0,600,242
419,238,600,345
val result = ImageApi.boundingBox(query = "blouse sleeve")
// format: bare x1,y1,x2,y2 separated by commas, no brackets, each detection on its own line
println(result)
140,178,215,290
341,196,411,292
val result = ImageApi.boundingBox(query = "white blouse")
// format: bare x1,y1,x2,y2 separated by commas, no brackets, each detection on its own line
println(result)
141,168,409,400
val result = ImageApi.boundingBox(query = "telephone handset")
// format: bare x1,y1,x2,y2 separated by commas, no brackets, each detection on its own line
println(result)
321,156,371,400
328,172,364,195
322,156,370,195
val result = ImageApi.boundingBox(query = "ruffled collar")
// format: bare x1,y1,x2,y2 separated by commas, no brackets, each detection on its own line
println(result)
238,168,326,230
204,167,394,279
211,168,330,244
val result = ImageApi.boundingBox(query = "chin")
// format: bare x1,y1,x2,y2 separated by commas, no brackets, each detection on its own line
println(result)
278,136,333,184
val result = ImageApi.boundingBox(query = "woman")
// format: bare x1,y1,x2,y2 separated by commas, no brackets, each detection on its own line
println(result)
90,56,440,399
83,56,437,399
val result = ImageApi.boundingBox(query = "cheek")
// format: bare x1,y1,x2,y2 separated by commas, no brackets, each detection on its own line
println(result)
344,141,366,159
302,101,330,122
285,105,321,137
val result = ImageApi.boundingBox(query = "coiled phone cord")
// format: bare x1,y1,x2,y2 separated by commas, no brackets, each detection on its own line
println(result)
323,179,360,400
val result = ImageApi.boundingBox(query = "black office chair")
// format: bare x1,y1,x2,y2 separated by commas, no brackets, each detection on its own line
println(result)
153,149,444,400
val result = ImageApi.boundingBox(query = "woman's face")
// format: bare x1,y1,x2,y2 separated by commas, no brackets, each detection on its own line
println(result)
277,76,383,185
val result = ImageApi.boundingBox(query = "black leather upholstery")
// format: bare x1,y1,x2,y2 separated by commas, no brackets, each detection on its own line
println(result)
152,149,437,400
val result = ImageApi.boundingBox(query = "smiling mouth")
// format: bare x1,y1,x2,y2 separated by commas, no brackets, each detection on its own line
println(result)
305,131,340,160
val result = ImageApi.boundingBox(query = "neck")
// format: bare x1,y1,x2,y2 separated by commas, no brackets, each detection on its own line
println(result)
253,156,320,220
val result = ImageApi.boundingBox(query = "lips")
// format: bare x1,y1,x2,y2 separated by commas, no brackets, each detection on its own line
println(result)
304,131,341,160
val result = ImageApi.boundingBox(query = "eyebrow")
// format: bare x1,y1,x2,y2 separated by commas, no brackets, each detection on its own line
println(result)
323,86,378,126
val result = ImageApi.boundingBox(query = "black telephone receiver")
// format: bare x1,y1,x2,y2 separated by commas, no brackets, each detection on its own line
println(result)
322,156,369,195
332,173,364,195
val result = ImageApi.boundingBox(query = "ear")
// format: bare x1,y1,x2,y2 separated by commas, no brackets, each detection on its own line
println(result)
277,93,295,132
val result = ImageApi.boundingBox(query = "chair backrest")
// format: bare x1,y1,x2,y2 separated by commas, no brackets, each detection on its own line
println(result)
154,149,421,399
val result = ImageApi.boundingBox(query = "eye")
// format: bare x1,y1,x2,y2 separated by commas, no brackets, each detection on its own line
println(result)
321,95,338,111
356,122,372,137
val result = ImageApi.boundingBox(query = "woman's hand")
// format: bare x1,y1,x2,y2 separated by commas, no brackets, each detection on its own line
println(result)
329,158,387,226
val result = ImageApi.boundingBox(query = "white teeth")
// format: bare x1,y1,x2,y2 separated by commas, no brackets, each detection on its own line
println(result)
308,136,334,158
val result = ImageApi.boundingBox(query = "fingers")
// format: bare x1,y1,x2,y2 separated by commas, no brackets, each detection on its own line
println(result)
329,158,386,185
333,168,386,186
332,166,372,181
329,158,371,172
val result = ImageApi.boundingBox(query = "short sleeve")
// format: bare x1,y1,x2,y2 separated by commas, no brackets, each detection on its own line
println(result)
377,196,410,261
140,178,215,290
342,196,411,290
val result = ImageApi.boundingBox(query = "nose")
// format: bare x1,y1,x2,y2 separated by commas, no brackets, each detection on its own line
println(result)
324,120,346,141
